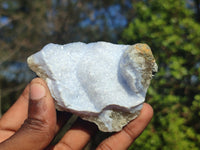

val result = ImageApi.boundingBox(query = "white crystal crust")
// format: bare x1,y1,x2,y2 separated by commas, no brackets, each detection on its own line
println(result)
27,41,157,132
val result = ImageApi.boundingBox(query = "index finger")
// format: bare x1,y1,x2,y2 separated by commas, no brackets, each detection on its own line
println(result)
0,84,29,142
0,84,29,132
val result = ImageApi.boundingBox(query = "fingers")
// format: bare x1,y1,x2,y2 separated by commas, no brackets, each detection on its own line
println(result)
0,84,29,142
0,78,57,150
51,103,153,150
0,77,153,150
97,103,153,150
50,118,98,150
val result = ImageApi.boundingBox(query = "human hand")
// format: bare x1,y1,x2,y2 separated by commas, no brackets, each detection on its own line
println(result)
0,78,153,150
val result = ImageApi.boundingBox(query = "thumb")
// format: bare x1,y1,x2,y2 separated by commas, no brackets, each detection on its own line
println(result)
1,78,57,150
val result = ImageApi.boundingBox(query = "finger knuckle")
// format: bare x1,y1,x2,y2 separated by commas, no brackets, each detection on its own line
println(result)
54,142,74,150
123,125,136,141
97,142,113,150
24,118,48,131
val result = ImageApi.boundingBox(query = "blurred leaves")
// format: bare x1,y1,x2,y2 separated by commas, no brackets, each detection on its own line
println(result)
122,0,200,149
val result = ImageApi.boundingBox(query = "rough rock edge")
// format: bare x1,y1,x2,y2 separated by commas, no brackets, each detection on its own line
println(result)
82,105,142,132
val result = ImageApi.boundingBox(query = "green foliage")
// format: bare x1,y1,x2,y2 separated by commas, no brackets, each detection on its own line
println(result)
122,0,200,149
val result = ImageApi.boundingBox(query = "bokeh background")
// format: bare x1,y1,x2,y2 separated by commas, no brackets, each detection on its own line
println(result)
0,0,200,149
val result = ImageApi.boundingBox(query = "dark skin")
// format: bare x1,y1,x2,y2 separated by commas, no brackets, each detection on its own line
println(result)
0,78,153,150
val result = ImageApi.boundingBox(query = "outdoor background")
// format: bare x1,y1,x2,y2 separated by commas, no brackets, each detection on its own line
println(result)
0,0,200,149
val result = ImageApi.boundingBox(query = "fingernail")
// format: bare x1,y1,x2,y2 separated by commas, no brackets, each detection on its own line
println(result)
30,83,46,100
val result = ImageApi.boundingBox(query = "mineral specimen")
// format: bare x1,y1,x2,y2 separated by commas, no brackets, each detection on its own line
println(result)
27,41,157,132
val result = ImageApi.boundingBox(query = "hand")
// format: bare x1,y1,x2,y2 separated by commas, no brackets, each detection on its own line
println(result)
0,78,153,150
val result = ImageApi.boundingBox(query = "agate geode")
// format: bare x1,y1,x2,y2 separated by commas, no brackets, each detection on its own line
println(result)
27,42,157,132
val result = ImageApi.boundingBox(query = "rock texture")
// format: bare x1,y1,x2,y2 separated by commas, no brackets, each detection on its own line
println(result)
27,41,157,132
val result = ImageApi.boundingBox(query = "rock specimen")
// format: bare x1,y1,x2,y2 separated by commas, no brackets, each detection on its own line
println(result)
27,41,158,132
